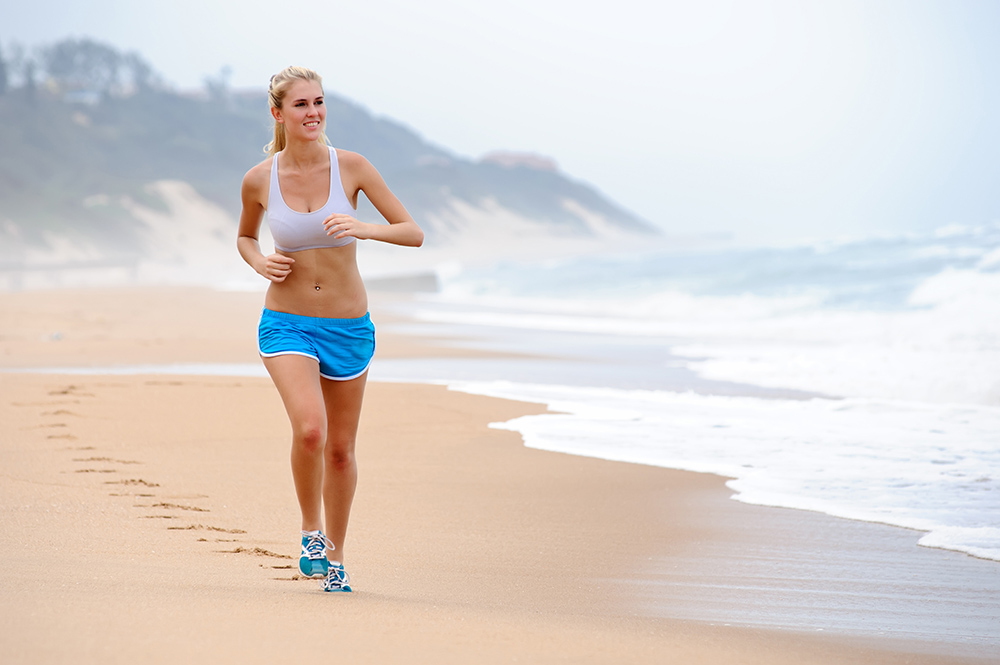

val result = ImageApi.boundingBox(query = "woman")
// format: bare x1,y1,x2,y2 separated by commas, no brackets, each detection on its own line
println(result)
237,66,423,593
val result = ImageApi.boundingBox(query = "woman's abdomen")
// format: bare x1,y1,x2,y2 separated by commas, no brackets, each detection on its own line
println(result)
264,246,368,318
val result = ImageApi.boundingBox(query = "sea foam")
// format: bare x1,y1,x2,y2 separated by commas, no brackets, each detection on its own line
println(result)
442,380,1000,562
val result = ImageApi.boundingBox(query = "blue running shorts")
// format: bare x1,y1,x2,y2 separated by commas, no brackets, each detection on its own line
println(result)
258,309,375,381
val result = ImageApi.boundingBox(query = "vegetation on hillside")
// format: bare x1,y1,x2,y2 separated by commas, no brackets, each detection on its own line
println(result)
0,37,654,254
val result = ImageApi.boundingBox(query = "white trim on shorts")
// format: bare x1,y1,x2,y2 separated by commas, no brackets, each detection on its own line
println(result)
259,350,371,381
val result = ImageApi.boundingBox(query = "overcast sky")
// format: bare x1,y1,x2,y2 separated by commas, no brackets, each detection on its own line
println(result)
4,0,999,244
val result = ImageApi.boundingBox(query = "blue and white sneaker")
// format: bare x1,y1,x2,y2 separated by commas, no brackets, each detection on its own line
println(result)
299,530,333,578
321,562,352,593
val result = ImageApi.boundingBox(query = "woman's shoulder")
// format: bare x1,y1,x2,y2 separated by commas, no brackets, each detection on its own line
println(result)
334,148,377,179
334,148,367,166
242,156,274,191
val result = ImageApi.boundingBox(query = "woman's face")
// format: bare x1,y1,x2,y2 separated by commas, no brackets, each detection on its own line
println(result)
273,79,326,142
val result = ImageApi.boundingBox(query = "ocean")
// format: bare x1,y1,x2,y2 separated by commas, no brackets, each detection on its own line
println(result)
372,222,1000,565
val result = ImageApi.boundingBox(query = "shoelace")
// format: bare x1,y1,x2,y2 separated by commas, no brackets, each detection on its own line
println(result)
301,531,335,560
323,565,351,590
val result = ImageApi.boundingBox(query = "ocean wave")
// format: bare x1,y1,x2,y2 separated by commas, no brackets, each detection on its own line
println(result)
444,380,1000,563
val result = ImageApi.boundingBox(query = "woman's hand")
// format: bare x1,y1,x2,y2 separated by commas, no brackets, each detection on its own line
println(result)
259,253,295,282
324,213,374,240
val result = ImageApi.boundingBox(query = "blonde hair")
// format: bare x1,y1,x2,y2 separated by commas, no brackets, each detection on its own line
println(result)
265,66,330,155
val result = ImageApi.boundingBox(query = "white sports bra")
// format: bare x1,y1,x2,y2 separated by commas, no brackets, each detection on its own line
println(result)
267,146,356,253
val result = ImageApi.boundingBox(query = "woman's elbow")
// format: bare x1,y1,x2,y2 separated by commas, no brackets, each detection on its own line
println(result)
401,221,423,247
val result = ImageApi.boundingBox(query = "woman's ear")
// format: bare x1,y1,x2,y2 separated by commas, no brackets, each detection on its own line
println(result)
271,105,284,124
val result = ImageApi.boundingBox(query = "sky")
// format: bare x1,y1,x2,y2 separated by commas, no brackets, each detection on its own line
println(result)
4,0,999,244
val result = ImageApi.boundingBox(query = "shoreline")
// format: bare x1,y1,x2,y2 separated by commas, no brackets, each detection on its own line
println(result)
1,286,996,662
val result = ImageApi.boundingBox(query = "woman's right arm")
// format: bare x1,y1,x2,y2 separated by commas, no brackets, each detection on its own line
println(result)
237,162,294,282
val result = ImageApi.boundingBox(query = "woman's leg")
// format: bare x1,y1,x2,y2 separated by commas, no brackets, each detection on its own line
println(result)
262,354,327,531
319,371,368,564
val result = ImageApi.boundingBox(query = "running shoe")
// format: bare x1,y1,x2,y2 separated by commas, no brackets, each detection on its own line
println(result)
321,563,352,593
299,530,333,578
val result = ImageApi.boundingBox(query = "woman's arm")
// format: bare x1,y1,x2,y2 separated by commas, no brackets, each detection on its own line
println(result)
237,162,295,282
324,151,424,247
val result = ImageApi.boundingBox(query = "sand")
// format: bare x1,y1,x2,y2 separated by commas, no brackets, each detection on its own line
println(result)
0,287,994,664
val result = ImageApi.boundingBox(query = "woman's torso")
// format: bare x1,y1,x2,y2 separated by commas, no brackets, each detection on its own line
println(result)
263,146,367,319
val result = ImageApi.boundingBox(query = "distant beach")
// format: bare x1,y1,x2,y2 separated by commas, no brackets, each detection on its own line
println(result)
1,285,996,663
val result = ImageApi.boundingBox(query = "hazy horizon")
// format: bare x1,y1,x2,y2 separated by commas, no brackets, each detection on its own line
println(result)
4,0,999,245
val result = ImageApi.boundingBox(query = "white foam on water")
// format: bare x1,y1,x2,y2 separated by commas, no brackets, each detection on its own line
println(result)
442,380,1000,562
672,268,1000,405
414,262,1000,406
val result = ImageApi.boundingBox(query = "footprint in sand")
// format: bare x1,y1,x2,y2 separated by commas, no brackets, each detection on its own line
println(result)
219,546,293,560
215,546,309,582
143,502,210,513
106,478,160,487
69,453,143,476
29,419,78,440
166,524,246,534
29,384,272,572
40,403,85,437
41,409,83,417
74,456,142,465
31,384,276,578
47,384,95,397
105,478,159,496
138,500,211,524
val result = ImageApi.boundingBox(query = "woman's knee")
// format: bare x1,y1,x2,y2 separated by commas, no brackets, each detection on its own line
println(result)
293,420,326,454
325,439,356,472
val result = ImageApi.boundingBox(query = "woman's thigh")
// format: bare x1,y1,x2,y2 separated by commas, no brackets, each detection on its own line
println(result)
321,372,368,453
262,354,327,436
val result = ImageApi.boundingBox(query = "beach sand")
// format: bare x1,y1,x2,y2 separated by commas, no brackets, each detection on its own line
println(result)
0,287,994,664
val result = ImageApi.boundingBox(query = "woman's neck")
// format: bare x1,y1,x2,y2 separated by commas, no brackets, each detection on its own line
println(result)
281,139,328,170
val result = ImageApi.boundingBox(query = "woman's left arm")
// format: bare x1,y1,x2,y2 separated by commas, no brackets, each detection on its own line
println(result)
324,151,423,247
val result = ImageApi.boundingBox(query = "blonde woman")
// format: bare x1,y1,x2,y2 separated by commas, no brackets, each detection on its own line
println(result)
237,66,422,592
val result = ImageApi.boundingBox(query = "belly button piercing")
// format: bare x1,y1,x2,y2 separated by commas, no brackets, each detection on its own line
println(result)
314,284,321,291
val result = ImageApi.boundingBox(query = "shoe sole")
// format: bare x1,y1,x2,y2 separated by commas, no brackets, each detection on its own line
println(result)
299,558,330,578
323,587,353,593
